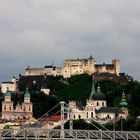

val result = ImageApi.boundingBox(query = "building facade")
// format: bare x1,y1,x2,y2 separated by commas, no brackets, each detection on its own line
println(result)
1,77,18,93
1,88,33,121
24,56,120,78
67,79,128,121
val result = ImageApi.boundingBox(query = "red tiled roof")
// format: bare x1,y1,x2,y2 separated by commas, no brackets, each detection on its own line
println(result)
38,115,67,121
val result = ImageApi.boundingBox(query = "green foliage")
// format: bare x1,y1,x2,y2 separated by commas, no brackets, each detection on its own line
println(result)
31,92,58,118
105,117,140,131
4,125,11,129
64,119,105,130
1,74,140,130
49,74,92,105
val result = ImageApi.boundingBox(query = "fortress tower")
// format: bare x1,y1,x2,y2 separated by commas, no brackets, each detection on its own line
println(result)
112,59,120,75
86,55,95,75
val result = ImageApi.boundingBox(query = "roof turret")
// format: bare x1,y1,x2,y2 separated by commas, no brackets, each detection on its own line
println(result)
97,84,101,92
89,55,93,60
89,77,106,100
92,84,106,100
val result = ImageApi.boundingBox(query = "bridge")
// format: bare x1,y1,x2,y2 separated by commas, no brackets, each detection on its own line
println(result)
1,102,140,140
1,128,140,140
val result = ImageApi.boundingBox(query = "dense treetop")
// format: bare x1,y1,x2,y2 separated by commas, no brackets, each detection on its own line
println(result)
1,74,140,130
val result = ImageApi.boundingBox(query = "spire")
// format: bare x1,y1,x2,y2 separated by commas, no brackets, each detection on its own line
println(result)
119,91,128,109
89,76,96,99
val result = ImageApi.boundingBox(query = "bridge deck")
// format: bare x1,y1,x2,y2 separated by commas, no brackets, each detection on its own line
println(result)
0,129,140,140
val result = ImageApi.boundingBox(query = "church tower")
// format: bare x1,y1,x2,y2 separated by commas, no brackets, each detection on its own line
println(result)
2,87,14,120
119,91,128,118
92,84,107,110
85,76,106,119
22,88,33,119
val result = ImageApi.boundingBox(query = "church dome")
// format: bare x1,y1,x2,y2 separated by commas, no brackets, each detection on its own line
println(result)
24,88,30,98
5,87,11,96
92,85,106,100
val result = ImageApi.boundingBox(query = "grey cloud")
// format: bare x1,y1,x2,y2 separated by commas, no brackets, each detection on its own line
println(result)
0,0,140,82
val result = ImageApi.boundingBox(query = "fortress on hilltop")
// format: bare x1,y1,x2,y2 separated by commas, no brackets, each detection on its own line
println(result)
2,56,133,93
25,56,120,78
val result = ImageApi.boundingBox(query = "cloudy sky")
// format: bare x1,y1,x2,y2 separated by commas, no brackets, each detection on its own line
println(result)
0,0,140,83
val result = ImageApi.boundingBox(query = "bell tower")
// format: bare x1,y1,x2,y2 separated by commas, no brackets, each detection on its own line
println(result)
22,88,33,119
119,91,128,118
2,87,14,120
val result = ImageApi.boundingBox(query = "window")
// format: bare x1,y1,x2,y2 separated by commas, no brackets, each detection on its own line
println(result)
23,107,25,111
91,112,93,118
97,102,99,106
78,115,81,119
74,115,75,119
102,102,104,106
107,115,110,119
87,112,88,118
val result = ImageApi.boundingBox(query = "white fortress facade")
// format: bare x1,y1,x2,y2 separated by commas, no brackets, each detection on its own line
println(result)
25,56,120,78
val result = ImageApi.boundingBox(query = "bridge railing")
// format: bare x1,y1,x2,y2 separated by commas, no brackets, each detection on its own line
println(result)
0,128,140,140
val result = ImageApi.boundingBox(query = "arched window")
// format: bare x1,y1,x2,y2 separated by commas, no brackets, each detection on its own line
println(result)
29,107,31,111
102,102,104,106
97,102,99,106
78,115,81,119
23,107,25,111
91,112,93,118
107,114,110,119
87,112,88,118
74,115,75,119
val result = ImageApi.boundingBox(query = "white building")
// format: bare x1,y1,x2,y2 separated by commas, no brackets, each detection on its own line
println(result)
1,77,18,93
67,79,128,121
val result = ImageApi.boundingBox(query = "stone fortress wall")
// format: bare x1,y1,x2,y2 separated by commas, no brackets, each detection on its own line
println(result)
25,56,120,78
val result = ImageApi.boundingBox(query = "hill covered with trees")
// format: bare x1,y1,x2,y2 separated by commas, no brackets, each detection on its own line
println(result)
1,74,140,130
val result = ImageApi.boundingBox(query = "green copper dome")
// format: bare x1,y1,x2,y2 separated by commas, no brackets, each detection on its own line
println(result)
119,91,128,108
24,88,30,98
92,84,106,100
5,87,11,96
